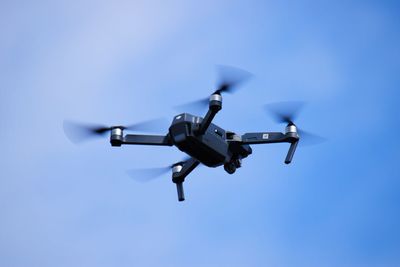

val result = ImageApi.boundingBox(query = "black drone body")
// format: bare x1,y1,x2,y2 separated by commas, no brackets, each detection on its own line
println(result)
64,66,321,202
105,92,299,201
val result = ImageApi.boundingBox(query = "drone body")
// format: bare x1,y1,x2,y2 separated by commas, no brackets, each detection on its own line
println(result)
107,93,299,201
64,66,322,202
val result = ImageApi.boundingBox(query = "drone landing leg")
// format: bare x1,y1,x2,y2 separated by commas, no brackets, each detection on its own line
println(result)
175,182,185,202
285,141,298,164
172,158,200,201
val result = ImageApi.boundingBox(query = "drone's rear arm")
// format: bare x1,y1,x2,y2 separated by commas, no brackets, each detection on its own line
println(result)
241,132,288,144
240,132,299,164
172,158,200,201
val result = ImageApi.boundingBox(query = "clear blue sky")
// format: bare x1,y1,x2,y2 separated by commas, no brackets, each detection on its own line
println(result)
1,0,399,266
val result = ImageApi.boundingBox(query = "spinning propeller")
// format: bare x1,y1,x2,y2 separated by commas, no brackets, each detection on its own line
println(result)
127,156,191,183
63,118,169,144
175,65,252,113
265,101,326,146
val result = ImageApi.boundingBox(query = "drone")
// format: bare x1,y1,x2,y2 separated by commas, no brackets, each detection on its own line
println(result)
64,66,323,202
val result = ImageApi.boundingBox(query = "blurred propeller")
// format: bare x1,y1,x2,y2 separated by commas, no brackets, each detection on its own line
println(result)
296,129,327,146
63,118,169,144
174,65,252,113
265,101,305,125
214,64,253,94
127,156,191,183
265,101,326,146
126,166,172,183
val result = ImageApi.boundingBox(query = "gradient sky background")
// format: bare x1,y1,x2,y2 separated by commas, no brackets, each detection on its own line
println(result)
1,0,399,266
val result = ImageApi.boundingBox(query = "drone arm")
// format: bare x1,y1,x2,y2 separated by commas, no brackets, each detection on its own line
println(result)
172,158,200,182
172,158,200,201
197,109,218,135
111,134,173,146
240,132,299,164
241,132,290,144
196,94,222,135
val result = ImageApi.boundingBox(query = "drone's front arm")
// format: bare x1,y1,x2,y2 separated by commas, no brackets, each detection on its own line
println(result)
172,158,200,201
109,128,173,147
196,94,222,135
241,132,289,144
122,134,173,146
241,131,299,164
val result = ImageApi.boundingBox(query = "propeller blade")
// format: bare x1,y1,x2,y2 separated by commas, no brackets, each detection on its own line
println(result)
298,129,327,146
173,97,209,114
63,117,169,144
174,65,252,113
265,101,305,124
215,65,253,94
63,120,111,144
124,118,170,133
127,166,172,183
126,156,192,183
264,101,326,146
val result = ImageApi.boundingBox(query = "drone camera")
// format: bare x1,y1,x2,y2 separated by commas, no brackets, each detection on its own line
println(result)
110,127,123,146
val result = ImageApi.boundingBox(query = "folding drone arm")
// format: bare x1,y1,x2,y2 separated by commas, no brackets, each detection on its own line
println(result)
122,134,173,146
241,129,299,164
196,94,222,135
241,132,289,144
109,127,173,147
172,158,200,201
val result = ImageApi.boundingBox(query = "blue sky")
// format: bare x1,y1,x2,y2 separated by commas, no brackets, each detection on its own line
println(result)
1,0,399,266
